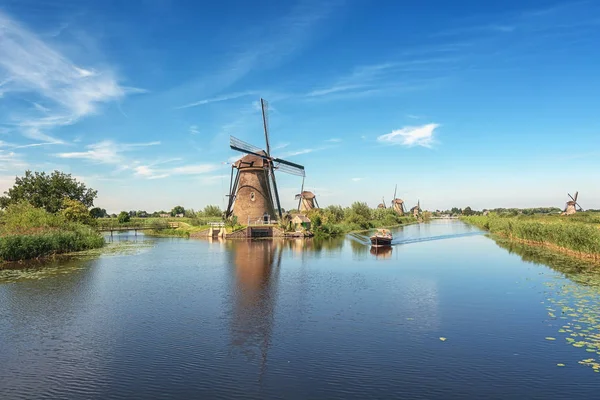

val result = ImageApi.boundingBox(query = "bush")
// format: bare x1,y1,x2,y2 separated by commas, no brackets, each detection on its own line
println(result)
0,202,104,261
118,211,131,224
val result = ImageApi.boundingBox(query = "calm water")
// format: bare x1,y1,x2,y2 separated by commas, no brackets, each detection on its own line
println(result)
2,221,600,399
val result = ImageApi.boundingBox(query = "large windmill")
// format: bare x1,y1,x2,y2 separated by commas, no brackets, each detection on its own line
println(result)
390,184,407,215
225,99,305,224
562,191,583,215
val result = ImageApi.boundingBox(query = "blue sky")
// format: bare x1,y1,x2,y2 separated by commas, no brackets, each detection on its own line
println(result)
1,0,599,213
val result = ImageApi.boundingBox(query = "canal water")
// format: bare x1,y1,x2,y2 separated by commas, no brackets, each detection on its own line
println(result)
2,221,600,399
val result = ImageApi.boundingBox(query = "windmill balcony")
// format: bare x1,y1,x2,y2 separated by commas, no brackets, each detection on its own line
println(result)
247,215,274,226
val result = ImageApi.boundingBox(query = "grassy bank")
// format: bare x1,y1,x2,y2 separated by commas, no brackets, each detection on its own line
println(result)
0,202,104,262
462,213,600,260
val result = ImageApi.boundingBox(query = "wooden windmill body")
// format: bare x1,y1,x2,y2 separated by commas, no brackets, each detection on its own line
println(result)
225,99,305,224
377,197,386,209
562,191,582,215
390,185,406,215
296,191,319,212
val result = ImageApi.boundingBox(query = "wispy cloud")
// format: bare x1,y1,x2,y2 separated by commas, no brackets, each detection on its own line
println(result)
176,91,257,109
377,123,440,148
133,163,220,180
189,125,200,135
55,140,160,164
351,177,363,182
305,58,455,100
325,138,342,143
0,10,143,143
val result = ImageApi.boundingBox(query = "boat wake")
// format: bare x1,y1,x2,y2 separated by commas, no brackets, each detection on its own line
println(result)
348,231,485,246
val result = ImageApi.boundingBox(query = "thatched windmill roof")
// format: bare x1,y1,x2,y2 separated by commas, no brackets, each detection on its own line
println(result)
298,191,315,199
233,152,269,169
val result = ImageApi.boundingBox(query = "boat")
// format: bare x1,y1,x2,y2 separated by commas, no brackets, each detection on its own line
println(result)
370,228,393,247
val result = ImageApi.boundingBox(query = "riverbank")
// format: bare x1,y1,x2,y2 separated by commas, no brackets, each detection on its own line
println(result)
462,214,600,261
0,203,104,263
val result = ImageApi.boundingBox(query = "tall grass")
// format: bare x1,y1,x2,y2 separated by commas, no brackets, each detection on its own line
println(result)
462,214,600,256
0,202,104,262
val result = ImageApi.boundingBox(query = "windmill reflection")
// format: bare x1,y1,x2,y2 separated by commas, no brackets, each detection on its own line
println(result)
227,239,282,370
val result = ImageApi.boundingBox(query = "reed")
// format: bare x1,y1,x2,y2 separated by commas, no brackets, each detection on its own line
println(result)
0,202,104,262
462,214,600,257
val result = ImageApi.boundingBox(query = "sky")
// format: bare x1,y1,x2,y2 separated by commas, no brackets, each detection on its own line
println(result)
1,0,599,213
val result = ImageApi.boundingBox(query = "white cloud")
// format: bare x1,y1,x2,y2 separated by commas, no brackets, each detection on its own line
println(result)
171,164,218,175
56,140,160,164
176,91,256,109
351,177,363,182
279,148,315,158
189,125,200,135
0,11,143,143
326,138,342,143
377,123,440,148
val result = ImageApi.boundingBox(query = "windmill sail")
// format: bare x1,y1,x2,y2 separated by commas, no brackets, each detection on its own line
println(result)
227,98,305,222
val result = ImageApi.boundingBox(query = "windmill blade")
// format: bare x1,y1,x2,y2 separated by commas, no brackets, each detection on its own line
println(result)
393,184,397,201
574,191,578,202
568,193,576,202
261,98,271,156
230,135,267,158
298,175,305,211
269,164,283,219
273,157,305,176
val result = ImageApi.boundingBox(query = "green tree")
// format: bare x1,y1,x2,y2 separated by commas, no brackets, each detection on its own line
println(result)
0,170,97,213
323,205,345,224
463,206,474,216
90,207,107,219
61,198,93,224
203,205,222,218
171,205,185,216
118,211,131,224
344,201,372,229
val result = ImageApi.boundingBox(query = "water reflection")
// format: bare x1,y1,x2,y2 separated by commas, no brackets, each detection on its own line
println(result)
226,240,282,372
370,246,393,259
493,238,600,286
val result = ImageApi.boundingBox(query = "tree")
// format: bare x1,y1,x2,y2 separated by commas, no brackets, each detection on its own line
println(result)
61,198,93,224
463,206,474,216
0,170,97,213
90,207,107,219
323,205,345,224
203,205,222,218
344,202,372,229
171,205,185,216
118,211,131,224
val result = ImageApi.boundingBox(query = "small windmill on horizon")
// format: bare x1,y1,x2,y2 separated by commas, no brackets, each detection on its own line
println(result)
562,191,583,215
225,98,305,224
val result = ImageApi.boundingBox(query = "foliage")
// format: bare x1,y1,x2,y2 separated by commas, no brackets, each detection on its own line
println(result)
202,205,223,218
0,202,104,261
463,206,474,216
61,198,93,225
322,205,345,224
171,205,185,216
118,211,131,224
90,207,108,219
0,170,97,213
344,202,372,230
462,214,600,257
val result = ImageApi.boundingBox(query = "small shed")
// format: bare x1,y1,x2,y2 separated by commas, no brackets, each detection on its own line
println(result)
292,215,311,231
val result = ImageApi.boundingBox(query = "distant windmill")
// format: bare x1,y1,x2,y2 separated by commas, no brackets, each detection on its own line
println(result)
377,197,386,209
410,200,421,217
390,184,406,215
295,190,320,212
562,191,583,215
225,98,305,224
